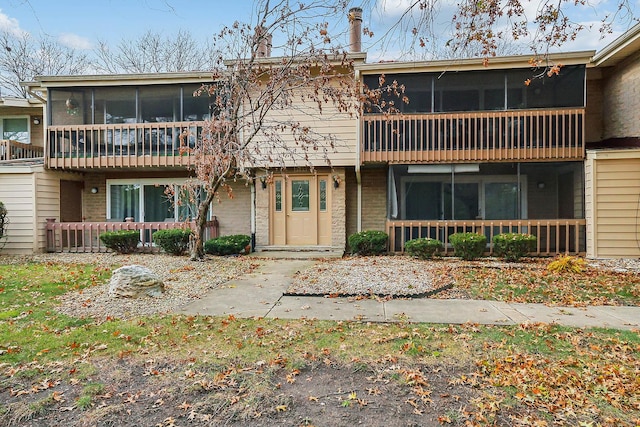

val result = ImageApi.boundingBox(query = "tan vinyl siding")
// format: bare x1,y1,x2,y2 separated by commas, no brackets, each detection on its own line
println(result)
586,149,640,258
34,171,83,251
0,167,82,254
249,87,357,168
584,156,595,256
0,169,37,254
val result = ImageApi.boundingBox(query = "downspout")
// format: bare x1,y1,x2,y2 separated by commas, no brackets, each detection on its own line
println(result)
250,177,256,250
355,68,362,232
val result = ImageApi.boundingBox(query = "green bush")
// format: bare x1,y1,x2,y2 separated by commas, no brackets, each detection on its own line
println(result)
153,228,192,255
493,233,536,262
449,232,487,260
99,230,140,254
348,230,388,255
404,238,443,259
204,234,251,256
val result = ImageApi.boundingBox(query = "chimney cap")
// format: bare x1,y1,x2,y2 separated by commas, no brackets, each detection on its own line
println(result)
349,7,363,20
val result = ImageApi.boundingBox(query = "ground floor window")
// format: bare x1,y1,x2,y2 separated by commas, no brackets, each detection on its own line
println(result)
392,165,526,221
107,179,208,222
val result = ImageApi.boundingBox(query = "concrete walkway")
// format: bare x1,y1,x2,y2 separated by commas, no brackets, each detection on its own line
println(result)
180,259,640,330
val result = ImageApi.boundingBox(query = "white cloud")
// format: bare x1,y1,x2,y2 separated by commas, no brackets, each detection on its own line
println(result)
58,32,93,50
0,9,27,36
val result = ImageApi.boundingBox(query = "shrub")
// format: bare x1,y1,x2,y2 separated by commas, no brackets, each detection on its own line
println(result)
153,228,192,255
449,232,486,260
404,238,443,259
99,230,140,254
493,233,536,262
204,234,251,256
547,255,587,273
348,230,388,255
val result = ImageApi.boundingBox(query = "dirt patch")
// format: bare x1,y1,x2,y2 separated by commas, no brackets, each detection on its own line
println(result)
1,358,483,427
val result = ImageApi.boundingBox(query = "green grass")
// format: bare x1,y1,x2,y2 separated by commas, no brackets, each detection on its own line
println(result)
454,263,640,306
0,260,638,425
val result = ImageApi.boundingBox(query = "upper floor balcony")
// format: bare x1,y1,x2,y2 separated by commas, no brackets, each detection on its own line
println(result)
47,122,201,169
361,108,585,164
1,139,44,162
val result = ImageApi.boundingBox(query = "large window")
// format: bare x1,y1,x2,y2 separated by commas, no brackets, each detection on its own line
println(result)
50,83,214,125
107,179,209,222
394,168,526,221
363,64,585,114
1,117,29,143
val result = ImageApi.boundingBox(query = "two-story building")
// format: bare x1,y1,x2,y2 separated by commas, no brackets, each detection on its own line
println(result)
1,18,638,258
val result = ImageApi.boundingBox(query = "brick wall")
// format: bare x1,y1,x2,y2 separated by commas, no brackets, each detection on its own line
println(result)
360,167,387,232
345,168,358,238
255,173,269,247
214,182,252,236
83,173,106,221
585,73,604,143
602,51,640,139
331,167,346,249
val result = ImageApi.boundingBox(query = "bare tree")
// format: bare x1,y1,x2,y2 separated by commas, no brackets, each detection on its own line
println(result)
181,0,365,259
94,29,215,73
0,31,90,98
361,0,637,61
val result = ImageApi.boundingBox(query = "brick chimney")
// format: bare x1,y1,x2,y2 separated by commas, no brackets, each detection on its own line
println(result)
255,26,272,58
348,7,363,53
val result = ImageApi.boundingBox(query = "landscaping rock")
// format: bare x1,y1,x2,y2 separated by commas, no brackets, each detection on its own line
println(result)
108,265,165,298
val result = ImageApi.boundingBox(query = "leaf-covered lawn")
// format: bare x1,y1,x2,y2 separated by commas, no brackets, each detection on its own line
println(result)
0,261,638,426
451,260,640,306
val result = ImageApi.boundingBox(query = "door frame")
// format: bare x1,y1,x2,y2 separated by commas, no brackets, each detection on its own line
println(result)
269,172,332,246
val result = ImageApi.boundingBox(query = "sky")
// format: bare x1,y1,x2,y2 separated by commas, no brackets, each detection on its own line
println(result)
1,0,639,62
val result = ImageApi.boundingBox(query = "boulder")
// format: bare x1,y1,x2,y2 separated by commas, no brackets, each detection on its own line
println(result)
108,265,165,298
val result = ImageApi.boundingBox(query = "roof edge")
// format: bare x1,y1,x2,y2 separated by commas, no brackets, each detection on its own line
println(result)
592,22,640,67
356,51,595,74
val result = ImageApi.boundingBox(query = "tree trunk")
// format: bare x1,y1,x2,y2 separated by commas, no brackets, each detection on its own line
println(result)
189,193,216,261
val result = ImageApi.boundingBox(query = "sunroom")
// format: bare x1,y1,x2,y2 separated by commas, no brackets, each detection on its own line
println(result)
37,73,215,169
386,161,586,255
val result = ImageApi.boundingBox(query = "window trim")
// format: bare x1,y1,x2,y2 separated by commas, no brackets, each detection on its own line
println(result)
106,178,211,222
0,115,31,144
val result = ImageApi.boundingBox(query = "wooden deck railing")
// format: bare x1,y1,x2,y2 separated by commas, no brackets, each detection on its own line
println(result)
362,108,585,163
47,121,205,169
387,219,586,256
45,218,219,253
0,140,44,161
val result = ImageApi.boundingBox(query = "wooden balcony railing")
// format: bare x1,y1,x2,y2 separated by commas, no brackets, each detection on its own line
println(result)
0,140,44,161
362,108,585,163
47,122,205,169
387,219,586,256
45,218,219,253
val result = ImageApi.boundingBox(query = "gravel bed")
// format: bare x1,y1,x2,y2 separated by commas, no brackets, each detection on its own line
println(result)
288,256,640,298
1,253,257,320
288,256,458,297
